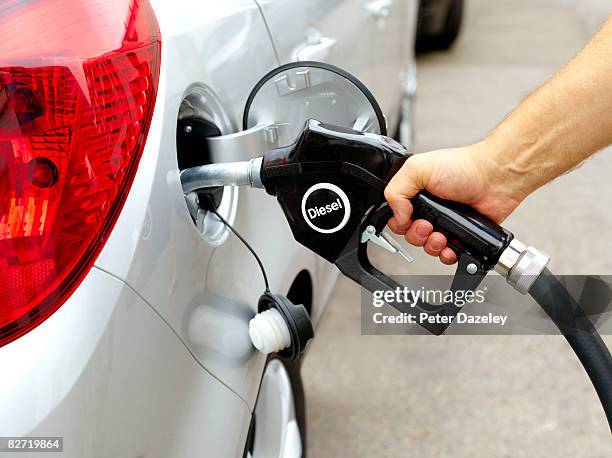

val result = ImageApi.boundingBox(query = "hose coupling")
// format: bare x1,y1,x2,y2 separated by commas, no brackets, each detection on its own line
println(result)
494,239,550,294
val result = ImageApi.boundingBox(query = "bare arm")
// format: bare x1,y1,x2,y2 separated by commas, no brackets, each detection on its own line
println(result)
384,17,612,264
487,16,612,198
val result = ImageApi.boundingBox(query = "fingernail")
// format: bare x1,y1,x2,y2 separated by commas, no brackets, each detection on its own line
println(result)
430,238,443,250
416,224,430,237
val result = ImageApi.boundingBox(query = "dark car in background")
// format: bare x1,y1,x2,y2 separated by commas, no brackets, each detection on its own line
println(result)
417,0,464,51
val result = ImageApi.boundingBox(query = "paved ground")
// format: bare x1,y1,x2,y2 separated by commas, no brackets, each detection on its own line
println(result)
303,1,612,456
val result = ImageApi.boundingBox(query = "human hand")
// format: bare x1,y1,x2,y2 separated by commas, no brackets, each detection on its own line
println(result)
384,143,525,264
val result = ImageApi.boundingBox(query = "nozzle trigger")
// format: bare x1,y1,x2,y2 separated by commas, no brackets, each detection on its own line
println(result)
360,225,414,263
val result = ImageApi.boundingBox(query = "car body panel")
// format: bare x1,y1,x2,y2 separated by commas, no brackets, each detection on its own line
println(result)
0,267,251,458
94,0,333,410
257,0,416,134
2,0,419,455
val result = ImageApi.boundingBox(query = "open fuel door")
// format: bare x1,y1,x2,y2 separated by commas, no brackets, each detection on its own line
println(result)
206,61,387,164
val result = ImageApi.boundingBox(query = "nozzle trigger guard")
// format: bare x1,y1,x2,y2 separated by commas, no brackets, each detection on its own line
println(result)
335,204,487,335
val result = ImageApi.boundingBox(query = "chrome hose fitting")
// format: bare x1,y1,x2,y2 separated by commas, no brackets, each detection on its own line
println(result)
494,239,550,294
180,156,263,193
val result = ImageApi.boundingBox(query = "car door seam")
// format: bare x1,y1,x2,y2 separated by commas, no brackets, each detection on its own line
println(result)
253,0,281,64
92,265,251,410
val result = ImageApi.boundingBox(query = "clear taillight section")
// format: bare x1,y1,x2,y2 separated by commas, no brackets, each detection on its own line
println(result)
0,0,161,347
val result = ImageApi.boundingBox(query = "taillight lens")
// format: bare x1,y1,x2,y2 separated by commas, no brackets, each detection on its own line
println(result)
0,0,161,347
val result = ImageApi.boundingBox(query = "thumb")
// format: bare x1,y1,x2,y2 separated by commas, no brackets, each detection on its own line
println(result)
384,155,431,228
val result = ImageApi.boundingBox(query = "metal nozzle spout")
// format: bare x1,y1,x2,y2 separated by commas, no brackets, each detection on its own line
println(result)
180,156,263,194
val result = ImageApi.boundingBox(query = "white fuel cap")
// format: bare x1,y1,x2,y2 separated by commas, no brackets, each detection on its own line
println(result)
249,308,292,354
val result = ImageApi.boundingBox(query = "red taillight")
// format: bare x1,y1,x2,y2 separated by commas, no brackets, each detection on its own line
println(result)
0,0,161,347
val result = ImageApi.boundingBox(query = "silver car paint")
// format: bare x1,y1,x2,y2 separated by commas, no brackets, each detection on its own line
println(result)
258,0,416,134
1,0,418,456
0,267,251,458
94,0,306,410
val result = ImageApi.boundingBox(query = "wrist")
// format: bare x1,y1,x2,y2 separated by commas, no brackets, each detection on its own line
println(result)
469,136,532,208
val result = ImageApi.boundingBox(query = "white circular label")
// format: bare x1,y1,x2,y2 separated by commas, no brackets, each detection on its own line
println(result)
300,183,351,234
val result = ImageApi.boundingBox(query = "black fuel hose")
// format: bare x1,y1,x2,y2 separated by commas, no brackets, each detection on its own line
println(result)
529,268,612,430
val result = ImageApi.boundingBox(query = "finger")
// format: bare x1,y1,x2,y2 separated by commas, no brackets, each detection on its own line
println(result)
385,155,431,227
387,216,412,234
439,247,457,265
384,193,414,228
423,232,447,257
404,219,433,247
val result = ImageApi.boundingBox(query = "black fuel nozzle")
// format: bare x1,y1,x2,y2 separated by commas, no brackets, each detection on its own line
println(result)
180,119,549,334
256,120,551,333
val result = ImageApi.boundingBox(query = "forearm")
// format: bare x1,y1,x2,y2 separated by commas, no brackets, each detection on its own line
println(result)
479,16,612,199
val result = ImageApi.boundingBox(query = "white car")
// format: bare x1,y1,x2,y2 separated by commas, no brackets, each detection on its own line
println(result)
0,1,418,456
